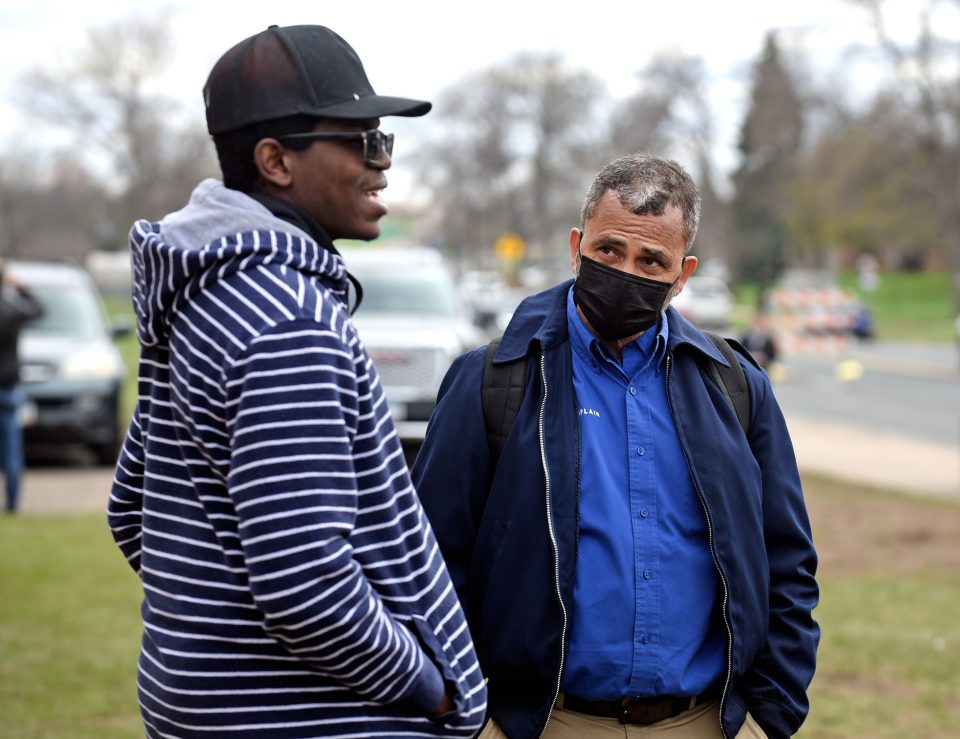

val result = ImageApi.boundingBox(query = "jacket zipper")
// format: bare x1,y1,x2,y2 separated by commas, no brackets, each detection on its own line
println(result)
665,352,733,739
538,351,568,739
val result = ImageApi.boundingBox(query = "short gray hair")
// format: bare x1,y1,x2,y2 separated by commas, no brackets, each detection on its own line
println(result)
580,153,702,252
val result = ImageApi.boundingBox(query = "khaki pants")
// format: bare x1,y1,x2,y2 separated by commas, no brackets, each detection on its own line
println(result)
477,700,768,738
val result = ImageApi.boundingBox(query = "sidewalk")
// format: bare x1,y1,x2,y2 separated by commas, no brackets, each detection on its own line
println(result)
17,417,958,515
18,467,114,514
786,415,960,500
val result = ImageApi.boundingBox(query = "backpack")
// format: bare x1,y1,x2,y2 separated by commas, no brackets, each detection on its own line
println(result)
482,332,751,466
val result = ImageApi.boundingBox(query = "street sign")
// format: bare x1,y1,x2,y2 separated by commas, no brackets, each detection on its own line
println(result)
494,232,525,262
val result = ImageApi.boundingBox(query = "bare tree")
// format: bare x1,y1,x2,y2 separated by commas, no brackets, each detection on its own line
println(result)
413,54,604,268
16,13,218,250
0,146,105,262
788,99,944,266
604,54,697,160
848,0,960,306
509,55,605,259
603,53,731,267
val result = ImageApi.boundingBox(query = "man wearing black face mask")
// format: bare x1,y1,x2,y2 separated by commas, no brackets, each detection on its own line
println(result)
413,153,819,739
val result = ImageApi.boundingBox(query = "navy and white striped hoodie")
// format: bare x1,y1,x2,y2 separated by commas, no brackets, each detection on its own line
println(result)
108,179,487,738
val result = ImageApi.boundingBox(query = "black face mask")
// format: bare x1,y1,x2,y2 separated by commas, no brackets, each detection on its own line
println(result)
573,253,680,341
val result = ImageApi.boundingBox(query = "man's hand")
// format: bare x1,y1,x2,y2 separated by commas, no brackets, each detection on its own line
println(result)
431,691,455,716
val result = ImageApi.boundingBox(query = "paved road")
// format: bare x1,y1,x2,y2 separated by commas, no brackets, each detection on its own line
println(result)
19,437,957,518
19,464,115,514
16,340,959,514
774,340,959,446
772,340,959,498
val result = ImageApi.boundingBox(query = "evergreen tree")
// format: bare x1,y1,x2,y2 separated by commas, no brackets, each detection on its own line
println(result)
731,33,804,290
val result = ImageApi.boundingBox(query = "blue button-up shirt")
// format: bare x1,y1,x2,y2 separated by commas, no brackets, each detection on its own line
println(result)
561,288,725,700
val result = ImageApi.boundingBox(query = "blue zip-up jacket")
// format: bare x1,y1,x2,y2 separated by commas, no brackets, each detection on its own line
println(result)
412,280,819,739
108,180,486,738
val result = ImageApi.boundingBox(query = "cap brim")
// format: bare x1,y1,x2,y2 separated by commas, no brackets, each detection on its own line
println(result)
314,94,432,119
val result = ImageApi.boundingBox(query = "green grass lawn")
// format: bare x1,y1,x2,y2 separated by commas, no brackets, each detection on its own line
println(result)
799,477,960,738
1,476,958,738
837,269,956,342
101,294,140,426
804,574,959,738
735,270,956,342
0,514,143,738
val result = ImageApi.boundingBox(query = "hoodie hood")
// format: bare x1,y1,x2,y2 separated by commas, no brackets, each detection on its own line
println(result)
130,179,347,347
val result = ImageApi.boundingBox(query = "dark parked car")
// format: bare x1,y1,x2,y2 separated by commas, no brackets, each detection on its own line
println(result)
7,260,130,465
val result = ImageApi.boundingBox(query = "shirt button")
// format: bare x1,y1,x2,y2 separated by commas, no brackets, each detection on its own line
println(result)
629,386,637,396
637,446,645,456
643,569,652,580
640,634,650,644
640,508,649,518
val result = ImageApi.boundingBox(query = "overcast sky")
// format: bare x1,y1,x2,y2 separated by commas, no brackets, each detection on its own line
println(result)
0,0,949,201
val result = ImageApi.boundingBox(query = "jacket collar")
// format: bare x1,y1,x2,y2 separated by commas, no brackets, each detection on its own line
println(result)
664,304,735,366
494,280,572,363
495,279,733,368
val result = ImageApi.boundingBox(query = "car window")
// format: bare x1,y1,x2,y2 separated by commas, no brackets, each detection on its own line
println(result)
22,283,108,341
350,268,461,317
688,278,727,296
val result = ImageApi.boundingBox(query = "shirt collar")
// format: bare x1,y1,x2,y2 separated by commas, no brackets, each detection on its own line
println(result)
246,193,338,253
566,287,669,373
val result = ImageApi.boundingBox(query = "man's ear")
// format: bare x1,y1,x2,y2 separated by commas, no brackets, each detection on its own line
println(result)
569,228,582,275
253,138,294,189
672,255,699,297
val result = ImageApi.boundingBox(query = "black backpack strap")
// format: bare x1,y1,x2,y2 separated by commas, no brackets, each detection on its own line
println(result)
482,336,528,466
700,332,751,436
481,332,748,461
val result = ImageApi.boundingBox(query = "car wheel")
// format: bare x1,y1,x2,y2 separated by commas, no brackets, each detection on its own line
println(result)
92,428,122,467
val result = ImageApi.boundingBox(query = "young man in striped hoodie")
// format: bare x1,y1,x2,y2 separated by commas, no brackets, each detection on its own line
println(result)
108,25,486,738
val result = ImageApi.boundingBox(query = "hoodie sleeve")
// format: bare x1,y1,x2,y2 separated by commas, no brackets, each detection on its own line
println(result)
221,318,445,715
108,407,146,574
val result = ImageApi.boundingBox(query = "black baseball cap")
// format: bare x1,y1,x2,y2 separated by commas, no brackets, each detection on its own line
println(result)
204,25,432,135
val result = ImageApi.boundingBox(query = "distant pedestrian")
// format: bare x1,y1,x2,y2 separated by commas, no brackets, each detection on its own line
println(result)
855,252,880,293
0,259,44,513
740,311,779,370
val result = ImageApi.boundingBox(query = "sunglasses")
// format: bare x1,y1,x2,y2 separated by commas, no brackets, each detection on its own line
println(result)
278,129,394,166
